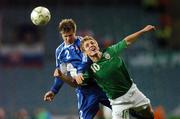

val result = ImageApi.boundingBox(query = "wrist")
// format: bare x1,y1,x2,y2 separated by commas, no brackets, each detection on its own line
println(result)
140,29,146,33
50,90,57,95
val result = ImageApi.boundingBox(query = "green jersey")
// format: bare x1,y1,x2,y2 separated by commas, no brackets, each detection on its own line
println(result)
84,40,133,99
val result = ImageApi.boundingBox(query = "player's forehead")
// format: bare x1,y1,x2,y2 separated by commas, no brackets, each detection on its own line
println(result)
84,39,97,45
61,30,74,37
85,39,97,43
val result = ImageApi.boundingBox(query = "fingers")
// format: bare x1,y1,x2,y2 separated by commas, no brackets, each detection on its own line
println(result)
143,25,156,32
76,77,82,84
80,75,84,80
151,25,156,30
44,92,55,102
148,25,156,30
44,96,53,101
75,75,83,84
44,95,53,101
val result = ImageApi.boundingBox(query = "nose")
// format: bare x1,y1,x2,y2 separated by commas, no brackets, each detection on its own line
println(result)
66,36,72,40
89,43,93,47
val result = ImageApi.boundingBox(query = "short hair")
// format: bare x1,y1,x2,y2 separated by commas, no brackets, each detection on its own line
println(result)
58,19,76,33
80,36,97,52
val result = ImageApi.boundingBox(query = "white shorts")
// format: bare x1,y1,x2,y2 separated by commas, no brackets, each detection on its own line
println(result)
109,83,150,119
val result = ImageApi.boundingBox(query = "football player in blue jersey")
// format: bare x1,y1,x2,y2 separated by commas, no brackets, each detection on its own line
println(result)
43,19,111,119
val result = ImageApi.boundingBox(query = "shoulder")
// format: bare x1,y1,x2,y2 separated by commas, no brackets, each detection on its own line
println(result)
56,42,64,54
102,43,117,56
77,36,83,41
74,36,83,46
109,39,127,49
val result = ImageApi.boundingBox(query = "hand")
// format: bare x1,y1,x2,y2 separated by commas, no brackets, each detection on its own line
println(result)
54,68,62,77
75,74,84,84
142,25,156,32
44,91,55,101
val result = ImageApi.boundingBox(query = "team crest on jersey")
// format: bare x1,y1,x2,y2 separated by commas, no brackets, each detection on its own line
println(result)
103,52,110,59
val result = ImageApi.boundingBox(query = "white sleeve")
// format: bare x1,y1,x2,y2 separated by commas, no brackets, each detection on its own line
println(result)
67,63,78,78
60,63,68,75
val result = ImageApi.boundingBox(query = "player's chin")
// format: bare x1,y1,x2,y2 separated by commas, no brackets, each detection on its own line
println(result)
89,52,96,57
67,39,75,44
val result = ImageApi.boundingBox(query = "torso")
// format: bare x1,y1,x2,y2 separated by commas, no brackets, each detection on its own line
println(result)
90,50,133,99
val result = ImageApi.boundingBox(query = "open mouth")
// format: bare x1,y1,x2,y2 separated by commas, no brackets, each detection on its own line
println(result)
90,46,96,51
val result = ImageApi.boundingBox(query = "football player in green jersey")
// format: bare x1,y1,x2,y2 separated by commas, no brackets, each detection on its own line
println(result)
54,25,156,119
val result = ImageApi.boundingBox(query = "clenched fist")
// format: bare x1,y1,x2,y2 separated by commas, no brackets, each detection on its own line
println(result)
44,91,55,101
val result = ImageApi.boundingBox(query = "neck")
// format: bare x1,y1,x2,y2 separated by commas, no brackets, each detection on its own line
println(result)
65,41,72,45
89,52,102,62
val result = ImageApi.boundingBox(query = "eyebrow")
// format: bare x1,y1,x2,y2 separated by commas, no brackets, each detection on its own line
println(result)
64,34,72,37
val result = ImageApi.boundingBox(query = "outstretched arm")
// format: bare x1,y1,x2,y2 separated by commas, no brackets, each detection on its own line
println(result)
124,25,156,45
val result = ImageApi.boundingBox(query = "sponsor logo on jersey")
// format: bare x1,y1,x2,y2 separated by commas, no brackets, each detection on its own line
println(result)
104,52,110,59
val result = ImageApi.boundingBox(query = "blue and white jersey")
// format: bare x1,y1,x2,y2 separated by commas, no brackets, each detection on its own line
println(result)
51,36,91,94
55,36,87,77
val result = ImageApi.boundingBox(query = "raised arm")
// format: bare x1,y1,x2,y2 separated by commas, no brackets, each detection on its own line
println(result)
124,25,156,45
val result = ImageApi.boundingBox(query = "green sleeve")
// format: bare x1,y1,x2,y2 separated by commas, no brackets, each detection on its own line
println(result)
108,39,127,55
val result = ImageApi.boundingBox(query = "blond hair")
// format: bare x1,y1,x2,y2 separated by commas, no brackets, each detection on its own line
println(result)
80,36,97,52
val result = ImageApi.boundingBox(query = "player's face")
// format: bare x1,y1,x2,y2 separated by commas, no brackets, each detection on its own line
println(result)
61,30,76,44
83,40,99,57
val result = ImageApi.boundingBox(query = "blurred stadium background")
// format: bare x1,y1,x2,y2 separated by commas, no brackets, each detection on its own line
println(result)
0,0,180,118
